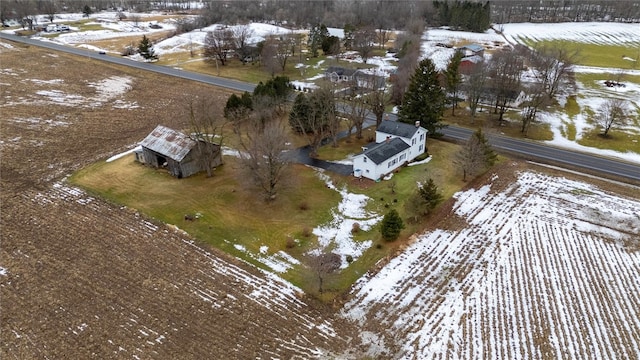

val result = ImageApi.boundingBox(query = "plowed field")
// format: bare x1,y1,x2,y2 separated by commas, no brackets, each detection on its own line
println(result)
2,38,639,360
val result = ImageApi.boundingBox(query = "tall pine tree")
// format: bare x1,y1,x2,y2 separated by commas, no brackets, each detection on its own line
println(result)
138,35,158,61
398,58,446,137
380,209,405,241
445,51,464,116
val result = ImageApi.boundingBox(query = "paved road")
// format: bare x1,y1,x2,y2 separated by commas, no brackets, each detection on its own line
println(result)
2,32,639,183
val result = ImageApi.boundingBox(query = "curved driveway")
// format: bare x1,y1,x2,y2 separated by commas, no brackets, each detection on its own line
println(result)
2,32,639,184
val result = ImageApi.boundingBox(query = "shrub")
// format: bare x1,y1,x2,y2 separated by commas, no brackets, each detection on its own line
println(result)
351,222,361,233
380,209,404,241
302,227,312,237
299,201,309,211
346,255,354,263
285,235,295,249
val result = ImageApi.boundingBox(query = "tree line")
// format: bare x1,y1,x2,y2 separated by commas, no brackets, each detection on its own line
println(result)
3,1,637,31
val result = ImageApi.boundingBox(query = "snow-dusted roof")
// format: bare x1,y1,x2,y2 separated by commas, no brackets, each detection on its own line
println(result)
139,125,196,162
376,120,425,139
362,138,410,165
459,43,484,52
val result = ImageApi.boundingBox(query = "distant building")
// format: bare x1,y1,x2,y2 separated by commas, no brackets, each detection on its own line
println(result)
456,44,485,74
325,66,386,90
136,125,221,178
352,120,428,181
457,43,485,58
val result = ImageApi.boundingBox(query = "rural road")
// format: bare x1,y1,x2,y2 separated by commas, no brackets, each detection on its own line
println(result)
2,32,639,183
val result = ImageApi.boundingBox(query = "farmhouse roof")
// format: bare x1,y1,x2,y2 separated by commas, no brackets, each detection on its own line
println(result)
377,120,424,139
362,137,410,165
139,125,196,162
459,43,484,52
325,66,358,77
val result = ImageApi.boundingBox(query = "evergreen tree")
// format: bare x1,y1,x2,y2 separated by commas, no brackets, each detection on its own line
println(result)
138,35,158,61
380,209,405,242
224,92,253,121
445,51,464,116
454,128,497,181
253,76,291,102
308,24,329,57
83,5,92,18
398,58,446,137
475,128,497,166
289,93,312,133
405,178,443,222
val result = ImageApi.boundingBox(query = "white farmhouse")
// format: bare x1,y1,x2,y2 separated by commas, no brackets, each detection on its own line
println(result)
352,120,428,181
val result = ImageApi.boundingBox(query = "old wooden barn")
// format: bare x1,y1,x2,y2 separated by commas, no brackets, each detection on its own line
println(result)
136,125,221,178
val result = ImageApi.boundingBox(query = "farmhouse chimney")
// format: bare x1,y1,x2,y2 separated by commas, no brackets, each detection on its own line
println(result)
386,136,391,144
415,121,420,128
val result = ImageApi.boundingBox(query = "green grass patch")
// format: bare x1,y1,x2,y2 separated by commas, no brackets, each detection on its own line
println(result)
564,95,581,118
577,127,640,154
69,138,468,300
563,120,577,141
518,38,640,70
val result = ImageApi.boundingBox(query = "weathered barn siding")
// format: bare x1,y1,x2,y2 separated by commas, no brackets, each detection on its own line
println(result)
138,125,221,178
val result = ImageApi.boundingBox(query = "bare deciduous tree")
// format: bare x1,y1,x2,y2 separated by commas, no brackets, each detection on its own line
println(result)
463,58,488,120
488,49,523,125
366,83,388,127
598,98,628,137
390,19,423,105
203,28,236,66
520,83,550,136
235,115,290,201
308,252,341,294
352,26,377,64
528,44,579,98
187,97,228,178
339,91,368,139
42,0,56,23
260,36,280,76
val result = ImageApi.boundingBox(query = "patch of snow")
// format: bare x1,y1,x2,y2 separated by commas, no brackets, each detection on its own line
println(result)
107,145,141,162
308,170,381,269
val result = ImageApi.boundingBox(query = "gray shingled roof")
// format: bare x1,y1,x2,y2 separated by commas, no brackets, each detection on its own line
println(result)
139,125,196,162
325,66,358,77
362,137,410,165
377,120,422,139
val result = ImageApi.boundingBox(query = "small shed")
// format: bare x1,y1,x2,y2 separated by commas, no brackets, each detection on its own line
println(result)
138,125,221,178
457,43,485,57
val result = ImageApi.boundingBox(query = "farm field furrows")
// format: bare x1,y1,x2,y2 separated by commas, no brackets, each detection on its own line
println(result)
342,168,640,359
3,31,640,359
0,40,353,359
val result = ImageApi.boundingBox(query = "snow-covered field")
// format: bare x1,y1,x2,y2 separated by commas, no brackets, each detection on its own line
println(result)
342,169,640,358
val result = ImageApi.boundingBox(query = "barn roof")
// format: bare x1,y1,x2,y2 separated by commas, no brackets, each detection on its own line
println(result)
461,55,483,64
362,137,410,165
459,43,484,52
376,120,424,139
139,125,196,162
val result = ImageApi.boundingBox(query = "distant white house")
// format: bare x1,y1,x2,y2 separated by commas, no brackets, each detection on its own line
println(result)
352,120,428,181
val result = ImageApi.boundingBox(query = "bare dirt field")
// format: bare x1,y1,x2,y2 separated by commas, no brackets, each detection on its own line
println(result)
0,40,356,359
2,39,639,360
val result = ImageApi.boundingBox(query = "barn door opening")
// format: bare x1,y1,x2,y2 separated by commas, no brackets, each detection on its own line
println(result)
156,155,167,167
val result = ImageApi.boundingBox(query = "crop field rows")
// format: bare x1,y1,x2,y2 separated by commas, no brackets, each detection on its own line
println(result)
3,182,351,359
342,170,640,359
